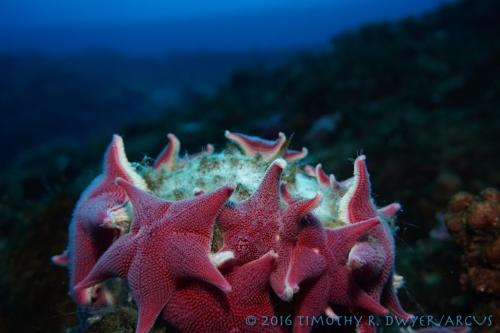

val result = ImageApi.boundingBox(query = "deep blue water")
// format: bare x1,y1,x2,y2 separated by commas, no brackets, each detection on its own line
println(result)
0,0,453,55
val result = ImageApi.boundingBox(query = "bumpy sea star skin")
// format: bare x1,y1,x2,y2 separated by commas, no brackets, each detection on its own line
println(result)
217,158,320,269
162,251,286,333
60,131,412,333
53,135,148,306
274,184,387,333
225,130,308,162
153,133,180,171
75,179,235,333
337,155,413,333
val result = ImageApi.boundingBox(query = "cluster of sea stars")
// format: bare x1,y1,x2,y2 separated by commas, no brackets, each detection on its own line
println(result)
53,131,412,333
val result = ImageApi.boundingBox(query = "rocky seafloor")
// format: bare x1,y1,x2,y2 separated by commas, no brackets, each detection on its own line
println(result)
0,0,499,332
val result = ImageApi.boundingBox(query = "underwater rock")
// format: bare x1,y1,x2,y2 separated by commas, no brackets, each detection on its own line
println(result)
446,188,500,332
55,131,411,333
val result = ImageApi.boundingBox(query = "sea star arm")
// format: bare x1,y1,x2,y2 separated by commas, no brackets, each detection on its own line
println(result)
281,193,322,238
128,250,175,333
284,147,308,162
378,202,402,218
166,234,232,293
225,130,286,160
350,285,390,315
115,177,172,233
381,274,414,320
249,158,286,209
230,250,277,306
338,155,378,223
271,197,322,301
280,181,293,204
311,163,349,193
326,217,380,258
76,194,127,232
51,250,69,267
74,233,136,291
293,274,331,333
314,163,330,187
103,134,148,189
218,159,285,263
286,245,327,293
348,241,386,279
168,183,235,240
153,133,180,171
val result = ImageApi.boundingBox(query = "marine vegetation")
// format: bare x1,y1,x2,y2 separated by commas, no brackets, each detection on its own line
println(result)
54,131,412,333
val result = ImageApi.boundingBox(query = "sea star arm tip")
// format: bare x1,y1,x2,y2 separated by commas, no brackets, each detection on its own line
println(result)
153,133,180,171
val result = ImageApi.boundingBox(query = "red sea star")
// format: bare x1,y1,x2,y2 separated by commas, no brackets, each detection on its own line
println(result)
217,158,320,270
271,155,413,333
162,251,287,333
272,183,386,333
75,179,235,333
225,130,308,162
53,135,148,306
337,155,413,332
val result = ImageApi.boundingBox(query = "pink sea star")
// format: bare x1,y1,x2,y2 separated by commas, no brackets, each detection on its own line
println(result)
225,130,308,162
53,135,148,306
217,158,320,269
269,156,412,333
272,184,386,333
74,179,235,333
337,155,413,332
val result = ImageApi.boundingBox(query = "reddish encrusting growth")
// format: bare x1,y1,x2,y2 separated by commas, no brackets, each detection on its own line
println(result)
55,131,412,333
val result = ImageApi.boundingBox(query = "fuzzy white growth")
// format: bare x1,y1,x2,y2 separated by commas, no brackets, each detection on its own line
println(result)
154,151,268,202
273,158,287,170
268,250,278,258
149,148,345,227
210,251,235,267
294,173,339,224
393,273,405,290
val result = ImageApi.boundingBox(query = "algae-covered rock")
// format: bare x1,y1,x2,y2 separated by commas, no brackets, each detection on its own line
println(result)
446,188,500,332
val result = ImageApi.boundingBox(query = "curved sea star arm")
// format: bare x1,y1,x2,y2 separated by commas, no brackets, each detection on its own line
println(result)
128,252,175,333
378,202,402,219
51,249,69,267
338,155,378,224
348,241,386,279
74,233,137,290
153,133,180,172
230,250,277,306
350,284,389,315
326,217,380,259
103,134,148,190
166,234,232,293
168,184,235,239
284,147,308,162
248,158,287,210
225,130,286,160
293,274,331,333
115,177,172,233
286,246,327,293
381,273,414,320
